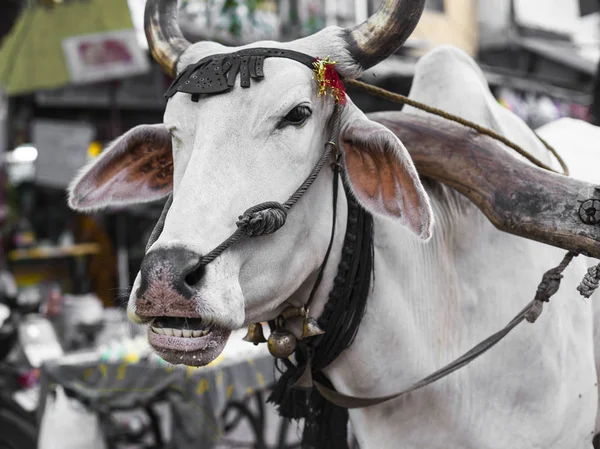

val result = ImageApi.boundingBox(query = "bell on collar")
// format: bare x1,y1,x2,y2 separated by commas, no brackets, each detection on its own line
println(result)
301,316,325,339
242,323,267,346
292,359,313,390
267,329,297,359
281,306,305,320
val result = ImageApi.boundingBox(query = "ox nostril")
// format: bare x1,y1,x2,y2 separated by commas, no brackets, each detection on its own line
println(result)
184,264,205,288
139,247,205,300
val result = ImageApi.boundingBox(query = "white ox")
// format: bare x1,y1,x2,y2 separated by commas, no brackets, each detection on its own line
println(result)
68,0,600,447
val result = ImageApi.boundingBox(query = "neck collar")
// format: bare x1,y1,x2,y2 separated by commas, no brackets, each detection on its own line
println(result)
267,177,374,449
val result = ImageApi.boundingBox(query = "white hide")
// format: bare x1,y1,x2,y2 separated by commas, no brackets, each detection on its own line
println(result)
320,46,598,449
69,34,600,447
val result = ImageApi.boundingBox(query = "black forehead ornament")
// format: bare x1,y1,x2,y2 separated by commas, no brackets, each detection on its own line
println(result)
164,47,347,105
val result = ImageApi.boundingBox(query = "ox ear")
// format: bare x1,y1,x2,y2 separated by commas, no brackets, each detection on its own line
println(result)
68,124,173,211
340,116,433,240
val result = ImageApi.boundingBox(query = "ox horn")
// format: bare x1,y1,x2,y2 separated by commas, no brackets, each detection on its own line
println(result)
344,0,425,72
145,0,192,77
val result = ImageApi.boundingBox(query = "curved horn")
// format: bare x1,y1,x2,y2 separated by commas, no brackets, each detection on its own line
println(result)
345,0,425,71
145,0,191,77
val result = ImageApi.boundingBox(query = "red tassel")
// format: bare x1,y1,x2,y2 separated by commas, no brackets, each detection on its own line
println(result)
313,57,347,105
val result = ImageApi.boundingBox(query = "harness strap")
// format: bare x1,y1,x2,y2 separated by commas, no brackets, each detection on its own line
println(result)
306,250,579,409
164,48,317,99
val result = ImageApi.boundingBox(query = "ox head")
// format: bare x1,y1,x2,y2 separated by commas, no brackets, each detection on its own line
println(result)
68,0,433,366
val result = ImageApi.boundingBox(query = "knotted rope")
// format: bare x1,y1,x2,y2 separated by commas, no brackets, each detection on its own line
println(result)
235,202,287,236
578,263,600,298
527,251,578,323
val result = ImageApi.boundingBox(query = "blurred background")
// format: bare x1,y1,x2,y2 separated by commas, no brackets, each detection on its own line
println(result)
0,0,597,448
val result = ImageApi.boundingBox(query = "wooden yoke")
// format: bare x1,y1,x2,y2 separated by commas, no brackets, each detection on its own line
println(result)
370,111,600,259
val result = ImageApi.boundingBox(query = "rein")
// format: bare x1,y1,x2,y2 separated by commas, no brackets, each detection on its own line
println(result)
312,251,580,408
346,78,569,176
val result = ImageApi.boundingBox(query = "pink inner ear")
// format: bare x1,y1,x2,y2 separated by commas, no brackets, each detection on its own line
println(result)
342,125,432,238
71,125,173,209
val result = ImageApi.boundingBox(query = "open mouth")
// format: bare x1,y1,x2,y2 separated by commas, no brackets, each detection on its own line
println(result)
147,317,231,366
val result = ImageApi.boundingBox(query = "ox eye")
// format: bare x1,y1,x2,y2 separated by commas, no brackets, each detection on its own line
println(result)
280,105,312,128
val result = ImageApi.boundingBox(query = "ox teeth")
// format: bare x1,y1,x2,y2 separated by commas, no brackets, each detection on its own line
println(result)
152,326,212,338
192,328,211,337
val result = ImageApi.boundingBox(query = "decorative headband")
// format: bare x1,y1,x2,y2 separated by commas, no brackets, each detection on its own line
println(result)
164,47,346,105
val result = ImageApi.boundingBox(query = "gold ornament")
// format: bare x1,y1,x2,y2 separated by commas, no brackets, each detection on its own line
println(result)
242,323,267,345
292,359,314,390
301,316,325,339
312,56,347,105
280,306,306,320
267,329,297,359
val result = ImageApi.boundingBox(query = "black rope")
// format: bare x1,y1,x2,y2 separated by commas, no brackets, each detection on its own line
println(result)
236,202,287,236
304,150,340,311
267,179,375,449
345,79,569,176
302,190,374,449
145,194,173,252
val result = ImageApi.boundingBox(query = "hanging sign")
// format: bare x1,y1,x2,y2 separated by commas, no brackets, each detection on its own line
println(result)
62,28,149,85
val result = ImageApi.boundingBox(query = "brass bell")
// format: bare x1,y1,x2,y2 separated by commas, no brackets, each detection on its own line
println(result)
242,323,267,346
267,329,297,359
301,317,325,339
292,359,313,390
281,306,305,320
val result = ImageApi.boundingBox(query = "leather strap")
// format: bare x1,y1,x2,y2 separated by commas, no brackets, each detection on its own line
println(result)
307,250,578,409
312,298,534,409
164,48,317,99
